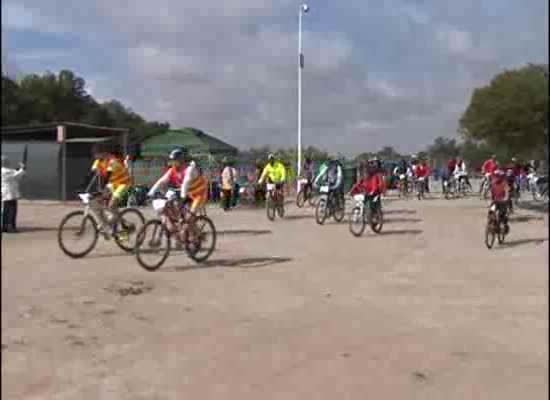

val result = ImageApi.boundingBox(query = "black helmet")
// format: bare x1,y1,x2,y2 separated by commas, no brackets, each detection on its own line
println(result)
169,147,186,161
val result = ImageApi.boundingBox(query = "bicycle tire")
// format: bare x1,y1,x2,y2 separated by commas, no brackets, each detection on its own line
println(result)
266,197,276,221
114,208,145,252
370,208,384,233
135,219,171,271
185,216,217,263
349,207,366,237
57,210,99,258
296,190,305,208
315,197,328,225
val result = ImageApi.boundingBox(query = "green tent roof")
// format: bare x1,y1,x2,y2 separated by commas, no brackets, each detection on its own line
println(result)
141,128,238,157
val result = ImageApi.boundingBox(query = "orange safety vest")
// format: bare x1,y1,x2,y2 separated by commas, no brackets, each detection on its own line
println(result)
91,158,108,177
106,156,131,187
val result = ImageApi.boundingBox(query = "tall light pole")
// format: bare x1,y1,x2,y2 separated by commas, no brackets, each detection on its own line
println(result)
297,3,309,182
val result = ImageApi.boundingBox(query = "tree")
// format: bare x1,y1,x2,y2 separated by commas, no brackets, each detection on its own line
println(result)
1,69,171,146
459,63,548,160
427,137,460,166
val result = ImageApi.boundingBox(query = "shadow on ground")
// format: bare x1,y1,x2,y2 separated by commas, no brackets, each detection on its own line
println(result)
517,201,549,213
283,215,314,221
171,256,293,271
377,229,423,236
497,237,548,249
509,215,544,223
385,218,422,223
384,209,417,215
9,226,58,233
218,229,272,236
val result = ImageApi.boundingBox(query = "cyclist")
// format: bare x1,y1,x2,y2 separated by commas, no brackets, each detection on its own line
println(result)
454,157,472,191
503,157,521,208
313,155,344,204
350,159,384,199
258,154,287,204
301,156,315,198
148,148,208,218
87,149,132,234
489,169,510,234
414,158,430,192
482,154,498,176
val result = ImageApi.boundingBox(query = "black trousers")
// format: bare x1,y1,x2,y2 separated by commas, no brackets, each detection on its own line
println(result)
222,189,232,211
2,200,18,231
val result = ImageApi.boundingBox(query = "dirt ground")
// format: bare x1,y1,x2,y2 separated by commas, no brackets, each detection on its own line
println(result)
2,193,548,400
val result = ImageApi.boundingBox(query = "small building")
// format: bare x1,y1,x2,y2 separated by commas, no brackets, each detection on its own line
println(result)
1,122,129,200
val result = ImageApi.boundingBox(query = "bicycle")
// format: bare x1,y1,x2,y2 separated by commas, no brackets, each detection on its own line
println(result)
530,174,548,202
315,185,345,225
134,191,216,271
349,192,384,237
443,177,457,200
296,178,316,208
479,173,492,200
265,182,285,221
57,191,145,258
397,175,410,199
485,202,509,249
416,177,426,200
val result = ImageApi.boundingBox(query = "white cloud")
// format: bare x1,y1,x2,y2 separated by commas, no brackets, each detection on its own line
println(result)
2,0,548,155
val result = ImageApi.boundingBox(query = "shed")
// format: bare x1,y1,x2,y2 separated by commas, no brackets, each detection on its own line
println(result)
1,122,129,200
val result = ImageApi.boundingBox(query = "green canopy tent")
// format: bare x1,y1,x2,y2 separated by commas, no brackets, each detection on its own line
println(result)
140,128,238,160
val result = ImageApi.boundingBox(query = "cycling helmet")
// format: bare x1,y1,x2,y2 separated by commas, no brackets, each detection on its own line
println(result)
494,169,505,177
267,153,275,161
169,147,186,161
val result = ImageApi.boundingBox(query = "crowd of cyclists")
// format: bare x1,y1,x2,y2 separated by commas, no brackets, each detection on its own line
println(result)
69,145,547,264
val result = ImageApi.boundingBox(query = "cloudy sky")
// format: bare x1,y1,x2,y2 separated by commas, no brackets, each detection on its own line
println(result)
2,0,548,155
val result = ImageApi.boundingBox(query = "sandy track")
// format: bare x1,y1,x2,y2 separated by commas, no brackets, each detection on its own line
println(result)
2,195,548,399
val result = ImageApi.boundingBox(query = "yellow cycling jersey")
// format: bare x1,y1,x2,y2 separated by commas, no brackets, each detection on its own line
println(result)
106,158,131,188
259,161,286,183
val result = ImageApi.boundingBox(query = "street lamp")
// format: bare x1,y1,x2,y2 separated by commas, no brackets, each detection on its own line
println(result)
297,3,309,182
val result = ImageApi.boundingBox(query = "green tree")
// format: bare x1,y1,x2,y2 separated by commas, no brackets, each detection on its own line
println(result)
459,63,548,160
427,137,460,167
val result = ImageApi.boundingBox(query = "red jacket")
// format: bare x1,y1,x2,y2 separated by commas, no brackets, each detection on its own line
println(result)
415,164,430,178
350,175,383,195
482,159,497,175
491,177,509,202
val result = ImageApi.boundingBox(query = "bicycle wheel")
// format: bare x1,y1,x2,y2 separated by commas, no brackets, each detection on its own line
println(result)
57,210,99,258
315,197,328,225
497,222,506,244
266,197,276,221
370,208,384,233
135,219,171,271
185,216,217,263
308,192,317,207
296,190,305,208
114,208,145,252
277,203,285,218
333,197,345,223
485,216,496,249
349,207,366,237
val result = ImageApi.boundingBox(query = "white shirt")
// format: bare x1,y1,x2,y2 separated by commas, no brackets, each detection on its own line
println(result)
454,161,467,176
2,167,25,201
221,166,237,190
